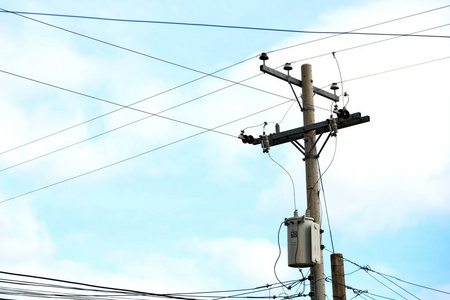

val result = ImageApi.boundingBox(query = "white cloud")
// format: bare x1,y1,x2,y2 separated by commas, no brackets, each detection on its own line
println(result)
103,236,296,291
250,0,450,239
0,197,54,268
0,196,292,292
185,237,295,286
0,1,448,298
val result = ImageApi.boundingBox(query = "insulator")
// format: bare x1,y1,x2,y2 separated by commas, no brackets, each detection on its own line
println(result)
330,82,339,90
259,52,269,61
342,107,350,119
283,63,293,71
261,135,270,153
336,107,350,119
241,134,254,144
330,118,338,136
275,123,280,133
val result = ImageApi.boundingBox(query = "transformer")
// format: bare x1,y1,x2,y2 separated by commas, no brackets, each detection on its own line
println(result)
285,212,322,268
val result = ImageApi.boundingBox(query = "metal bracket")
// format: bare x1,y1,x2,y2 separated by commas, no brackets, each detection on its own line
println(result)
287,79,303,111
291,129,333,160
246,112,370,149
290,139,305,156
260,64,339,102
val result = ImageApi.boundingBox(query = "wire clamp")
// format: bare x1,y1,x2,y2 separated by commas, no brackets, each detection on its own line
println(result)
261,134,270,153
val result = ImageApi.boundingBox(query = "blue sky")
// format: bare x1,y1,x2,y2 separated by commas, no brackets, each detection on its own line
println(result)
0,0,449,299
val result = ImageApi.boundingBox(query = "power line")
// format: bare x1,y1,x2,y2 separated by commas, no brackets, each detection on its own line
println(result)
1,6,448,187
339,254,450,296
0,68,237,139
0,7,212,75
0,70,288,172
0,7,267,89
318,155,336,254
4,52,446,164
5,1,348,98
0,66,276,156
2,53,447,175
267,5,450,54
267,152,297,211
0,270,306,300
0,100,292,204
342,56,450,83
375,273,420,300
6,52,444,194
363,271,408,300
1,9,449,39
0,67,301,173
289,23,449,68
0,49,262,156
2,8,446,158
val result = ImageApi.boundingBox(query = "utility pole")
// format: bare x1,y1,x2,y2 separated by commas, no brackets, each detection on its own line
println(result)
331,253,346,300
240,53,370,300
301,64,325,300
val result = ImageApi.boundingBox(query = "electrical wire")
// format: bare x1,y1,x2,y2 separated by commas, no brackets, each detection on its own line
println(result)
0,270,307,300
268,4,450,54
2,8,445,159
2,53,445,205
363,271,408,300
0,69,297,160
338,254,450,297
259,24,450,123
0,69,237,139
0,69,295,173
373,273,450,296
3,5,448,96
317,55,450,100
2,5,320,139
317,138,338,182
317,159,335,254
305,135,338,227
1,5,448,208
0,99,293,204
168,282,286,296
0,55,258,156
342,56,450,83
273,221,294,292
324,276,402,300
332,52,345,107
0,54,339,174
3,3,350,106
0,7,260,84
278,101,296,125
262,23,449,120
1,9,449,39
375,273,420,300
267,152,297,211
289,23,450,66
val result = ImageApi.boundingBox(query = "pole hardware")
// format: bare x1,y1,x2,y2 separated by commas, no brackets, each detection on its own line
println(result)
238,130,255,144
261,134,270,153
334,106,350,119
259,52,269,66
245,58,370,300
241,112,369,149
259,63,339,102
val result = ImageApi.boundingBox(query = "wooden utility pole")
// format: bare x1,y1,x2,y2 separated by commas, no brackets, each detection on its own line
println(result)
241,53,370,300
301,64,325,300
331,253,346,300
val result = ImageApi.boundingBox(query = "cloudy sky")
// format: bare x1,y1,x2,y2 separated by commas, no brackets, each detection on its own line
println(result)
0,0,449,299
